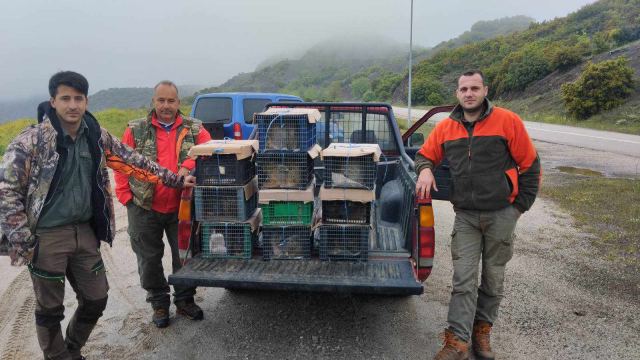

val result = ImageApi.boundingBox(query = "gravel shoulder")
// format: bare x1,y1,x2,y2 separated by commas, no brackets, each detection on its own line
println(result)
0,140,638,359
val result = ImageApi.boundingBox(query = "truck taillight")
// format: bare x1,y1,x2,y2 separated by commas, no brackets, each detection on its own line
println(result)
233,123,242,140
415,196,434,282
419,227,435,258
419,202,434,227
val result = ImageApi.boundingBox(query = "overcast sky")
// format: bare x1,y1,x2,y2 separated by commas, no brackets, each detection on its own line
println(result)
0,0,596,100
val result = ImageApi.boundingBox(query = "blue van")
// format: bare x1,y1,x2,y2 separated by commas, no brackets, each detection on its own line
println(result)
190,92,303,139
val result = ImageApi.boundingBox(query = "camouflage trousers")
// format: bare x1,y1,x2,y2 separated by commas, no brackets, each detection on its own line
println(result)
126,203,196,310
447,205,521,342
30,223,108,360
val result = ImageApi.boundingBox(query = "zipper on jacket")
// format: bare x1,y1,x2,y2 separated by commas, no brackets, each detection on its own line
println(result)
463,121,476,207
97,137,112,243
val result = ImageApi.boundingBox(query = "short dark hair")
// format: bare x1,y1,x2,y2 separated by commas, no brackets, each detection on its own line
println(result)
48,71,89,98
459,70,485,85
154,80,179,96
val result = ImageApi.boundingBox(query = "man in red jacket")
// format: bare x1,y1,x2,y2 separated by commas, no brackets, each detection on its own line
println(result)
415,70,541,360
115,81,211,328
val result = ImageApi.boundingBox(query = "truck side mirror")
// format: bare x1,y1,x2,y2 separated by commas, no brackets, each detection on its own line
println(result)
408,133,424,147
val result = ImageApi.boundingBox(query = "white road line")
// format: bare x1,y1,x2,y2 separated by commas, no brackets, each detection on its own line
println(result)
526,126,640,145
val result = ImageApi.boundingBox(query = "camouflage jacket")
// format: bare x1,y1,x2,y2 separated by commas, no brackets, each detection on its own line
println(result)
127,111,201,210
0,110,185,255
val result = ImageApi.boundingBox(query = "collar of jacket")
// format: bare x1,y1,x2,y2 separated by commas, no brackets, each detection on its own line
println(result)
45,107,102,145
148,109,184,130
449,98,493,123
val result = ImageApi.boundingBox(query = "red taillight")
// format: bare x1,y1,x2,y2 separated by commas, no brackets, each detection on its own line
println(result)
419,227,435,258
233,123,242,140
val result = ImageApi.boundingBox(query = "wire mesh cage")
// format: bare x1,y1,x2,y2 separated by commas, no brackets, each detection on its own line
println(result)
257,152,314,189
319,224,370,262
195,155,255,186
262,225,312,260
261,201,314,226
322,200,372,225
324,154,377,190
200,222,254,259
256,113,317,151
194,186,257,222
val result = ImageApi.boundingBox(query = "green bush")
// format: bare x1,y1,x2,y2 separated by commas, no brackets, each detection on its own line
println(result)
561,57,635,119
412,76,447,105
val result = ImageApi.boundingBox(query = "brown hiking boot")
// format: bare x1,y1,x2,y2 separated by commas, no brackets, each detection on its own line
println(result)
152,308,170,328
472,320,495,360
433,329,469,360
176,300,204,320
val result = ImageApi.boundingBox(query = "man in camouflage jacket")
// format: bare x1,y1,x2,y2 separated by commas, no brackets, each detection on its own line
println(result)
0,71,195,360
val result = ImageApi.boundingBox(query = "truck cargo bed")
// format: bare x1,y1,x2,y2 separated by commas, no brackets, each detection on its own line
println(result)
169,257,422,295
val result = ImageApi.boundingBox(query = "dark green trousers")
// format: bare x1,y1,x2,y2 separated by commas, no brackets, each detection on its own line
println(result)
447,205,521,342
126,203,196,309
30,223,108,360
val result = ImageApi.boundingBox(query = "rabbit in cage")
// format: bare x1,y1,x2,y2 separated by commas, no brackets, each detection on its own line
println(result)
263,163,302,188
266,122,299,151
271,233,307,258
209,231,227,255
330,160,367,188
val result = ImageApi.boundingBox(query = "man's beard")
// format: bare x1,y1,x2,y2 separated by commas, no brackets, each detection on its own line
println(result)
462,101,484,115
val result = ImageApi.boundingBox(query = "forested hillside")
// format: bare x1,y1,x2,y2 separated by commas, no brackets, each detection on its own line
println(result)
398,0,640,106
190,15,533,103
88,85,201,112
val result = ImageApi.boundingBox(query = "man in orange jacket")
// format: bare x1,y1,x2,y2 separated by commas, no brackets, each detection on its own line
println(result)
115,81,211,328
415,70,541,360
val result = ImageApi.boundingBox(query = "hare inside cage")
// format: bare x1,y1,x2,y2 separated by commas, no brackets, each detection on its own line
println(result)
263,163,303,188
265,122,299,151
271,234,305,258
330,161,367,188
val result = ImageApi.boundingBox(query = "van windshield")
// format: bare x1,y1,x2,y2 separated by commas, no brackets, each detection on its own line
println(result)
194,97,233,124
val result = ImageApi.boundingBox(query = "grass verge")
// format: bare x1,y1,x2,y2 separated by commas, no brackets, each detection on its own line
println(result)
542,172,640,269
0,108,150,156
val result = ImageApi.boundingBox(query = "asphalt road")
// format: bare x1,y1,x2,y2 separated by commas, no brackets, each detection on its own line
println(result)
393,106,640,158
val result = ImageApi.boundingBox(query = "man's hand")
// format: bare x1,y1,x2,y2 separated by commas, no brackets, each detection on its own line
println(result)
177,166,190,177
416,168,438,200
183,175,196,188
9,246,33,266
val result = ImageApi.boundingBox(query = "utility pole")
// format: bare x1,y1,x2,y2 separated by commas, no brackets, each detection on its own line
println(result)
408,0,413,131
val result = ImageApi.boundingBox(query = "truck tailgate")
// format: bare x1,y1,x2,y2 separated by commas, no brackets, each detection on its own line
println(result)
169,257,423,295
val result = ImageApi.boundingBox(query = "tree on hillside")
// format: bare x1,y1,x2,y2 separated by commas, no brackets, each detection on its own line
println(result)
561,57,635,119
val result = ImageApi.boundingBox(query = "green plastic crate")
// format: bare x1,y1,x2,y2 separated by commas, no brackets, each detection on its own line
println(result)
261,201,313,225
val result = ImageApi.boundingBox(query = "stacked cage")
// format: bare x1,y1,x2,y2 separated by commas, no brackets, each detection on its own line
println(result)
318,144,381,262
255,108,322,260
189,140,262,259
